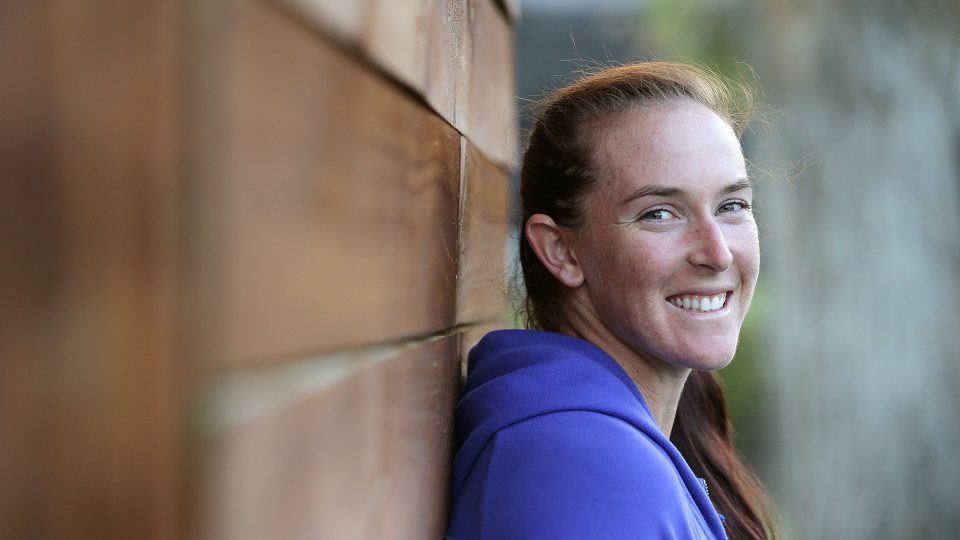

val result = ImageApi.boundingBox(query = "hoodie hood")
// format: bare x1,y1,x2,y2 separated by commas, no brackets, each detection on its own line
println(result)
451,329,658,496
447,329,728,540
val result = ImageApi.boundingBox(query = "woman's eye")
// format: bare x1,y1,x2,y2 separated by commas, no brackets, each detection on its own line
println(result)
640,208,676,221
719,200,751,214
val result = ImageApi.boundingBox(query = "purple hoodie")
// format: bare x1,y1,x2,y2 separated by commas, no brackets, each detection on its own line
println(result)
446,329,727,539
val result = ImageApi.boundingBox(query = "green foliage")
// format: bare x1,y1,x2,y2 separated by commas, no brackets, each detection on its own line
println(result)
644,0,753,84
720,277,770,467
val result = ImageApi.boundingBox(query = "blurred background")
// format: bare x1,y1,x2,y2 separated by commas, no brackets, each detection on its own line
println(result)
516,0,960,538
2,0,958,538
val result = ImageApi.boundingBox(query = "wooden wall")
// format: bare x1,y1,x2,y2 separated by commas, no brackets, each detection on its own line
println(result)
0,0,515,538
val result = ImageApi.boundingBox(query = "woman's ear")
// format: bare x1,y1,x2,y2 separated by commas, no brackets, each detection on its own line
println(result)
525,214,584,288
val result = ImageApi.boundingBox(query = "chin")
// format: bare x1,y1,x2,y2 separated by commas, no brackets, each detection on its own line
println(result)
669,340,739,371
694,354,735,371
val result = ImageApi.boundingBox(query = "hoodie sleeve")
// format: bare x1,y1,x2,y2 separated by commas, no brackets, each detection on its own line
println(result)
475,410,703,540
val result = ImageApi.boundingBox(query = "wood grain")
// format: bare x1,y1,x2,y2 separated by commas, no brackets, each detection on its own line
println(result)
194,1,462,365
362,0,426,90
457,141,510,324
268,0,517,168
422,0,469,125
273,0,365,43
0,1,183,538
199,336,460,540
465,0,517,167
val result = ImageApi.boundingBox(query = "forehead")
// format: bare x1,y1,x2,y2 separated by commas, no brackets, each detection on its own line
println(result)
588,102,746,197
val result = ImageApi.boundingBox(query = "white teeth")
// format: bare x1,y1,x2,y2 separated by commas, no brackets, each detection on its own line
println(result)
668,292,727,313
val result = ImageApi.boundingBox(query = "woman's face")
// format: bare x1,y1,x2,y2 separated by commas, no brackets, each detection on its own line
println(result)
568,101,759,372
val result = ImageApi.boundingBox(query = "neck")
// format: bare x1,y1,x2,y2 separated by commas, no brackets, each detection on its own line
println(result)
559,294,691,437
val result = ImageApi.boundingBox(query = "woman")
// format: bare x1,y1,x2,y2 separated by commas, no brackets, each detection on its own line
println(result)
446,62,776,540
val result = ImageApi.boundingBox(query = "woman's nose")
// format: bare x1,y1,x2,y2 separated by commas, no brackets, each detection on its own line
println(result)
687,217,733,272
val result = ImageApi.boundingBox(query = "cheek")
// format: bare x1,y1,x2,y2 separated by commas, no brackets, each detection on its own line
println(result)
609,241,675,300
577,224,628,283
625,231,682,272
579,226,681,302
732,225,761,292
745,226,761,275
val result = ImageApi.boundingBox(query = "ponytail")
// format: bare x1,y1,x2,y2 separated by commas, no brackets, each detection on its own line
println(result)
672,370,776,540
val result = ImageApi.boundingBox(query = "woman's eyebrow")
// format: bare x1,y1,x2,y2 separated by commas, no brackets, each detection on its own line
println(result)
719,178,752,195
620,185,682,206
620,178,752,206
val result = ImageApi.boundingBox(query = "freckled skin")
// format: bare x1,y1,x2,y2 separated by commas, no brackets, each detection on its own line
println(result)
563,102,760,385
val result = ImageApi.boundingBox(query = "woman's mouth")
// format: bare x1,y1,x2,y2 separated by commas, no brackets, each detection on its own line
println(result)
665,291,730,313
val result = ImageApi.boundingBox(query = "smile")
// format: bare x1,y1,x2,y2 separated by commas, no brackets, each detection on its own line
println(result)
666,291,729,313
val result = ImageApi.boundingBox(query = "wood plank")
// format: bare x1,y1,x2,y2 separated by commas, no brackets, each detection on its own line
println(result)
457,141,510,324
465,0,518,167
272,0,365,43
199,336,460,540
361,0,426,91
200,0,462,364
271,0,470,135
422,0,468,125
272,0,467,129
0,1,183,538
266,0,517,169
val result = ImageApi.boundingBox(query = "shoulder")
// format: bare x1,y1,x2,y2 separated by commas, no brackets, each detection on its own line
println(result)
491,410,682,498
459,330,646,422
479,411,691,539
466,329,628,382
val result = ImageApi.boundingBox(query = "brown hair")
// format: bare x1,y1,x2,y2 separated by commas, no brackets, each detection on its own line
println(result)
518,62,776,540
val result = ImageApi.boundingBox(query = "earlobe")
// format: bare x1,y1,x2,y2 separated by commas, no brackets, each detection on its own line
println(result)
525,214,584,288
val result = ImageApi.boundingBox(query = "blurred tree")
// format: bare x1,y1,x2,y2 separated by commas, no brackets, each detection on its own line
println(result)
748,1,960,538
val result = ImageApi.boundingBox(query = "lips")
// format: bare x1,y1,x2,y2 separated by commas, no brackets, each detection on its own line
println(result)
665,291,730,313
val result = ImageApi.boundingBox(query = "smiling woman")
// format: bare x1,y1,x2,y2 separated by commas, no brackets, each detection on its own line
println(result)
447,63,777,540
549,102,759,376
